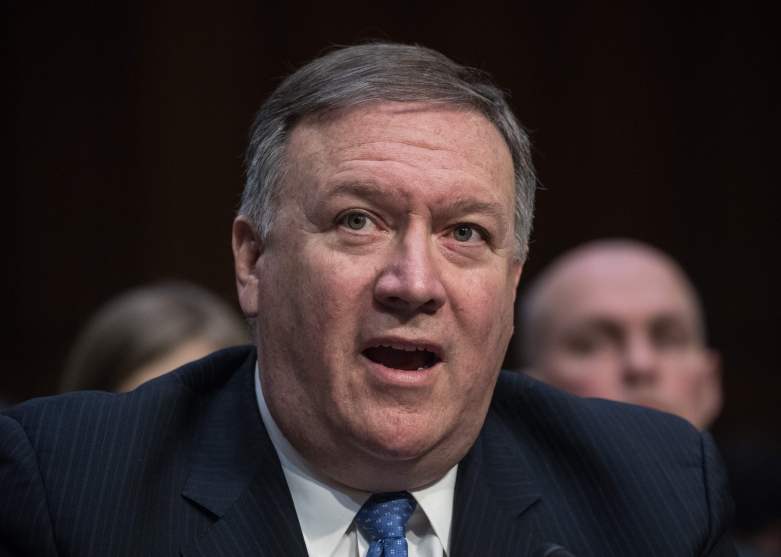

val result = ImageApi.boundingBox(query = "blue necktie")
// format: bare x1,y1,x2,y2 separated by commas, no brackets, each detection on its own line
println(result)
355,491,417,557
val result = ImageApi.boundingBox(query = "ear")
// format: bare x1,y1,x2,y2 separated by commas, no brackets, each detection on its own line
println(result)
511,261,524,301
232,216,263,318
697,348,723,429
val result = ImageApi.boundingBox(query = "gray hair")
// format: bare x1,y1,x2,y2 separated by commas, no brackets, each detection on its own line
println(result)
239,42,536,260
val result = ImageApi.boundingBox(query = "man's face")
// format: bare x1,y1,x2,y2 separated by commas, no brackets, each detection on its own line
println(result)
234,102,521,490
531,249,720,429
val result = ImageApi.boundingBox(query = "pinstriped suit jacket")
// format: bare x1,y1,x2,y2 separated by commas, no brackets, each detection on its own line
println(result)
0,346,736,556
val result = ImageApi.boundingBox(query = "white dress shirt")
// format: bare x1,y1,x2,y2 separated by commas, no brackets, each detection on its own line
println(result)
255,365,456,556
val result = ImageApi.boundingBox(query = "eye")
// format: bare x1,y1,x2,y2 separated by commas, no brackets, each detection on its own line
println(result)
339,211,370,231
565,334,601,356
452,224,484,243
652,323,692,350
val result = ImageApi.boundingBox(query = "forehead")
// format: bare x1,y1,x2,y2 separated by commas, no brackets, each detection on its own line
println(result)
547,251,699,325
283,101,515,202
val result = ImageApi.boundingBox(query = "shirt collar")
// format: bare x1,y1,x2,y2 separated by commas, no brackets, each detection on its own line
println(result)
412,464,456,553
254,363,456,555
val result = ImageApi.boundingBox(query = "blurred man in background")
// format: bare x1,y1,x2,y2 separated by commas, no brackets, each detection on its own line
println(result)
518,238,722,429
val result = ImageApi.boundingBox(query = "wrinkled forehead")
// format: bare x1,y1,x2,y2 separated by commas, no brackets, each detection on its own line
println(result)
283,101,515,192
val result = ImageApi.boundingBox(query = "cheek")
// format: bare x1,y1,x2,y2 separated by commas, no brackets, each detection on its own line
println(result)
443,273,516,411
454,271,517,341
657,352,708,388
258,248,374,412
269,241,364,311
279,246,381,376
304,248,377,318
547,352,622,392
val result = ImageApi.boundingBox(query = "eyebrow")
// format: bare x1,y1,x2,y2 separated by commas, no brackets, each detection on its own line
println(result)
437,197,509,224
567,318,623,340
327,181,402,202
650,314,701,339
569,313,699,339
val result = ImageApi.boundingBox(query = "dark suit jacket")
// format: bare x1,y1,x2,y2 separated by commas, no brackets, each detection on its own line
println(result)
0,346,736,556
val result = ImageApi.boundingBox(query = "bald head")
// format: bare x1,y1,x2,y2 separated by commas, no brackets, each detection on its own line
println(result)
522,240,705,360
520,239,721,429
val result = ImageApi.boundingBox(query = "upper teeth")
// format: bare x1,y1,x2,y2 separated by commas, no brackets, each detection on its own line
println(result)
377,343,429,352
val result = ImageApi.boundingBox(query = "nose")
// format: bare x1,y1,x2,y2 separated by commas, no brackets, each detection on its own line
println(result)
621,333,659,387
373,225,446,316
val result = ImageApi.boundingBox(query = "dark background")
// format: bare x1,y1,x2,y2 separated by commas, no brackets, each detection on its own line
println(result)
6,2,778,442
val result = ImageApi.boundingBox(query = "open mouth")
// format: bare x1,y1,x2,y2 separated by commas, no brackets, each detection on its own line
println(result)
362,343,441,371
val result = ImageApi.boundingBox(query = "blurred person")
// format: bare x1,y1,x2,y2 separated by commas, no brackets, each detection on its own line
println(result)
60,280,250,392
519,238,722,429
1,44,736,556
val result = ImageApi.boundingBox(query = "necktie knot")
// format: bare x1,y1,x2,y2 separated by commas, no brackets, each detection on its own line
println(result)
355,491,416,557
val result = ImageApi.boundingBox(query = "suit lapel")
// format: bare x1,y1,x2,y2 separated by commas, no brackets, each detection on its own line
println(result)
179,351,308,557
176,351,543,556
450,409,543,557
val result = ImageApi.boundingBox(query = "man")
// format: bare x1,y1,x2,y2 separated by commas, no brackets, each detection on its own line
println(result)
519,239,722,430
1,44,734,556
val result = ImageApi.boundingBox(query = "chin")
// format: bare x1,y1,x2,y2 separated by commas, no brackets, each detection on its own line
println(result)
358,419,445,462
370,440,431,462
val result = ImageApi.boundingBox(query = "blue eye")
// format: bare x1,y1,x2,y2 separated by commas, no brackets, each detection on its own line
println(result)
453,225,476,242
342,212,368,230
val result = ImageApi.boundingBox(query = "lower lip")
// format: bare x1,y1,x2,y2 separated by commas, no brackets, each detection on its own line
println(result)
359,353,440,388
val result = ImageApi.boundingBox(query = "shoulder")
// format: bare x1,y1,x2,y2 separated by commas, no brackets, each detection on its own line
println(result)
488,371,733,553
0,346,257,555
1,345,256,464
491,369,703,459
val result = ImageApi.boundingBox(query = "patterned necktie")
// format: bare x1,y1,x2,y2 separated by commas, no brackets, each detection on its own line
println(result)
355,491,417,557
